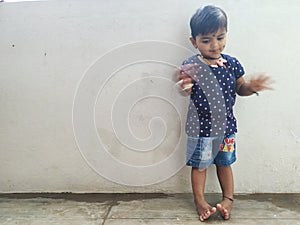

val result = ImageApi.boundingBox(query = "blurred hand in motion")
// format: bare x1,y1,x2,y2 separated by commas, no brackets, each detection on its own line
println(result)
248,74,274,92
175,64,197,95
236,73,274,96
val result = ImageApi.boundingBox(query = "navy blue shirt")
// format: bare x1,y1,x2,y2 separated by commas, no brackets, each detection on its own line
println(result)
183,54,245,137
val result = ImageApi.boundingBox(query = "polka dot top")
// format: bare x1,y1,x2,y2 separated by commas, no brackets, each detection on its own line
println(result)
182,54,245,137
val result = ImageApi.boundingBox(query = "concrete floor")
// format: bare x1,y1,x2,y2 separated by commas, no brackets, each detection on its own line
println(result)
0,193,299,225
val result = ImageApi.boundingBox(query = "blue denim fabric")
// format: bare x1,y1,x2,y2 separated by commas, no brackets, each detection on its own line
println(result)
186,134,236,169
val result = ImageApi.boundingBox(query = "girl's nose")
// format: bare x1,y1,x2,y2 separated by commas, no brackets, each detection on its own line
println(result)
210,40,219,49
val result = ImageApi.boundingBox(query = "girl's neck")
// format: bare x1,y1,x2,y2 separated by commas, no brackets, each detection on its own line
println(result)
199,54,222,60
197,54,227,67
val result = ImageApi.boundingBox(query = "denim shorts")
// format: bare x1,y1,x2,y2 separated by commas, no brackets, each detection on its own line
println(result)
186,134,236,169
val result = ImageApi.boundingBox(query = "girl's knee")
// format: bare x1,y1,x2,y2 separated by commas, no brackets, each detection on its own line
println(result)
192,167,207,172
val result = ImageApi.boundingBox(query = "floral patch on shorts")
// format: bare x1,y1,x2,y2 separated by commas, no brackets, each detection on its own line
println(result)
220,137,235,152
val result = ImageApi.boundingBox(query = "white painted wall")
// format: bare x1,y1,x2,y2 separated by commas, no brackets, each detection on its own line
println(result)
1,0,299,193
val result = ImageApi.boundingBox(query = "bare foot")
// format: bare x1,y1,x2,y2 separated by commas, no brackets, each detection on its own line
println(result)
216,197,233,220
195,199,217,222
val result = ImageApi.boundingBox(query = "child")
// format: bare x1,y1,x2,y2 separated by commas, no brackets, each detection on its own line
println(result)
177,5,272,222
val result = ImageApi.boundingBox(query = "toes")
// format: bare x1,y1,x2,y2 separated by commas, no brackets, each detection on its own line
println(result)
223,208,230,220
216,203,222,211
199,213,206,222
211,207,217,213
199,207,216,222
199,211,209,221
199,216,204,222
216,203,231,220
204,210,211,218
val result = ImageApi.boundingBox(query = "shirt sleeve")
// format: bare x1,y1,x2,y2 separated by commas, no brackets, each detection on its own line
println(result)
182,56,193,66
231,57,245,79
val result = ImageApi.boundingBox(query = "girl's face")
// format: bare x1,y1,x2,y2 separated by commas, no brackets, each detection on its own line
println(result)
190,28,227,59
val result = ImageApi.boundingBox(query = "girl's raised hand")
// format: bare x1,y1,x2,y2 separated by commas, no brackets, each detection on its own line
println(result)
175,64,198,95
248,74,274,93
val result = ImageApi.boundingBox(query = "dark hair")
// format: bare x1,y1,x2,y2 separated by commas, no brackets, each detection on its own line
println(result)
190,5,227,39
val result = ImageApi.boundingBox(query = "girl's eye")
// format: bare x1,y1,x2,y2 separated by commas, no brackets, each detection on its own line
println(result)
202,40,210,44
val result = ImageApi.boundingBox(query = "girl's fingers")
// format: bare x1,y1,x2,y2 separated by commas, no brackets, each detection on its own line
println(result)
253,74,275,84
175,78,194,89
175,68,189,82
175,79,183,86
182,83,194,91
182,77,193,83
175,63,198,95
250,74,275,92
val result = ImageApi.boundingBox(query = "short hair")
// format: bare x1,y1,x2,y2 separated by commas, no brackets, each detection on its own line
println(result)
190,5,227,39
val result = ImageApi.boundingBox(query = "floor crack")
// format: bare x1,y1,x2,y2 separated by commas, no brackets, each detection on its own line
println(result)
101,201,118,225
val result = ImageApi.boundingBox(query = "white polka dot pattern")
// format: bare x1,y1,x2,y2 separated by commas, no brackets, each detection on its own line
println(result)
183,54,245,137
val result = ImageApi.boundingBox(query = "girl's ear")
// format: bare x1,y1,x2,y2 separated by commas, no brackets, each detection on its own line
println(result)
189,36,198,49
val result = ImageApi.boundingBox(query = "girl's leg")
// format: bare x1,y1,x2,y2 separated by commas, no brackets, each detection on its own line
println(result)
191,167,216,222
216,165,234,220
